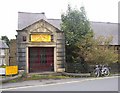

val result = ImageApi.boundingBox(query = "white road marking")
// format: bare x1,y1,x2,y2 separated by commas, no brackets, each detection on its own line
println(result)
1,76,119,91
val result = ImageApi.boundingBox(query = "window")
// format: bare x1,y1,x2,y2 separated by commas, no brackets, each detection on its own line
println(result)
116,46,119,50
23,36,26,41
0,58,5,66
51,35,54,42
0,58,2,66
0,49,5,56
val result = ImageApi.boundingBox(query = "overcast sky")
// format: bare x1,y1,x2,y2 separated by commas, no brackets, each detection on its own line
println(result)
0,0,119,39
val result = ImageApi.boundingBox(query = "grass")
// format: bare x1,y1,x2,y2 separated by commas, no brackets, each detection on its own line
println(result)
27,74,70,80
7,74,70,83
6,72,119,83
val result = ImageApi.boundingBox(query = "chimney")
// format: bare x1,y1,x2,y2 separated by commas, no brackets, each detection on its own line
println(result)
41,12,45,14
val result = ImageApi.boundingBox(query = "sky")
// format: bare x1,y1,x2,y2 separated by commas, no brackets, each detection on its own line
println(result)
0,0,119,39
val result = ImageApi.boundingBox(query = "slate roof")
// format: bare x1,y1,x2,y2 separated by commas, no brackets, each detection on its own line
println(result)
0,40,9,49
90,22,118,45
47,19,119,45
48,19,62,30
18,12,47,30
18,12,119,45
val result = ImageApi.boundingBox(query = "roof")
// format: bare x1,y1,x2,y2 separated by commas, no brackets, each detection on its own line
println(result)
0,40,9,49
18,12,47,30
47,19,118,45
48,19,62,30
18,12,118,45
90,22,118,45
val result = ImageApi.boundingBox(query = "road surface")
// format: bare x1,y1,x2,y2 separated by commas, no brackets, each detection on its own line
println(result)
1,76,119,91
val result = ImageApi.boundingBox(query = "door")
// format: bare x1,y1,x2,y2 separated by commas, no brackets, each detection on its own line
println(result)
29,47,54,73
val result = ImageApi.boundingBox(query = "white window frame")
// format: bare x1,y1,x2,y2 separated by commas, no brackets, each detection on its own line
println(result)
0,49,5,56
0,58,5,66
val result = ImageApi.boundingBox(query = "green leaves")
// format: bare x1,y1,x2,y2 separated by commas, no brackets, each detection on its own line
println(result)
61,5,93,63
86,36,118,65
61,5,92,45
61,5,118,65
1,36,10,47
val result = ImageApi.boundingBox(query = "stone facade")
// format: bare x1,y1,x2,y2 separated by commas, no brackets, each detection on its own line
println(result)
16,19,65,73
5,49,9,65
16,12,119,73
9,39,17,66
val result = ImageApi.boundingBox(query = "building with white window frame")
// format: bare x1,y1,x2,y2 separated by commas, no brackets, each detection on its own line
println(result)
0,40,9,66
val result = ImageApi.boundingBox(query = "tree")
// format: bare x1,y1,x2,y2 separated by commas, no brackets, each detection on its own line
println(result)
85,36,118,65
61,5,93,63
1,36,10,46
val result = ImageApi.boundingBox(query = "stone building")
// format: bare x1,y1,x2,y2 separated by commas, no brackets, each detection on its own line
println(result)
0,40,9,66
16,12,65,73
16,12,119,73
9,39,17,66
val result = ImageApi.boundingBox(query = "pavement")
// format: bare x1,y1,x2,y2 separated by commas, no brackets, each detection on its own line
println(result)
0,72,119,89
0,72,91,90
0,72,91,83
0,74,22,83
1,78,87,89
0,70,24,83
1,76,119,91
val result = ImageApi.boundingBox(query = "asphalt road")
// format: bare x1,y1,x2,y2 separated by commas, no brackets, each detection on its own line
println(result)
1,76,119,91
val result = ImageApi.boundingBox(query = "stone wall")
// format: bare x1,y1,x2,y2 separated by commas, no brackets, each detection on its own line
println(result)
5,48,9,65
16,31,27,70
56,32,65,71
16,20,65,72
9,39,17,66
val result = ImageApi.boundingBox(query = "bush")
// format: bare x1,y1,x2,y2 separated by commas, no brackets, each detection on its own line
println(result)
21,71,27,78
65,62,90,73
0,64,7,68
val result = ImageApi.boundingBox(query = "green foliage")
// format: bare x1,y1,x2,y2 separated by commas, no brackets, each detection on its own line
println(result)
65,62,89,73
0,64,7,68
1,36,10,46
9,79,17,83
61,5,117,73
84,36,118,65
29,75,70,80
61,5,93,63
21,71,27,78
61,5,93,46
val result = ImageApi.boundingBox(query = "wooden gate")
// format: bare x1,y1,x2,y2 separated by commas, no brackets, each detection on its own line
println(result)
29,47,54,73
